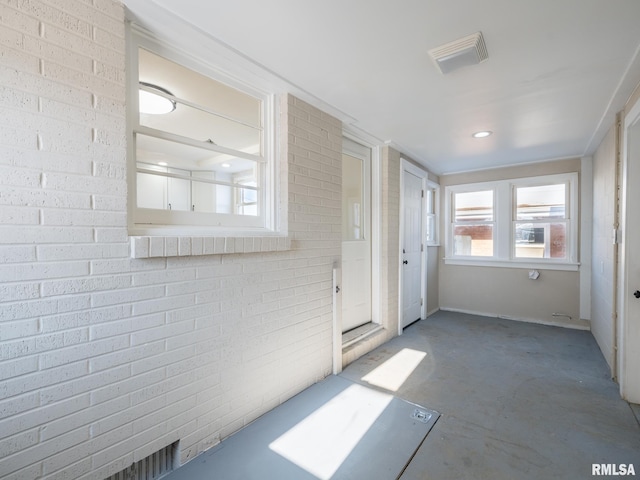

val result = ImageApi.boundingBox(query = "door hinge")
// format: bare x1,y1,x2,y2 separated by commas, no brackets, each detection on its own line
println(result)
421,244,424,252
421,190,424,198
420,298,423,306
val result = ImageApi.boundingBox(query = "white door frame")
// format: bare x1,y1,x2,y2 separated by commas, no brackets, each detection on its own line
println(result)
343,131,381,328
618,97,640,402
333,128,381,374
341,137,373,332
398,158,428,335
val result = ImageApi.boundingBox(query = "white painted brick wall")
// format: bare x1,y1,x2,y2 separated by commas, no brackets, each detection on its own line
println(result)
0,1,339,478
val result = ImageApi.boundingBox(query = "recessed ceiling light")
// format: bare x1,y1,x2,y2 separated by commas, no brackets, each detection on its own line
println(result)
221,162,231,168
139,82,176,115
472,131,492,138
158,162,168,166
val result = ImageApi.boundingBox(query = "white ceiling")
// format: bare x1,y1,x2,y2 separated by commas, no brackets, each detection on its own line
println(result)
126,0,640,175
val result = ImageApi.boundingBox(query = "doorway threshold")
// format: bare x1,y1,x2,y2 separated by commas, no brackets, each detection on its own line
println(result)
342,323,383,349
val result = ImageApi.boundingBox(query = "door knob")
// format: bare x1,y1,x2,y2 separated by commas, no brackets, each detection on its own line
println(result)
634,290,640,299
403,260,408,265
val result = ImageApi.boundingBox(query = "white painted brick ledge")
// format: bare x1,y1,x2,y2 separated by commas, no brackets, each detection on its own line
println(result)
130,236,292,258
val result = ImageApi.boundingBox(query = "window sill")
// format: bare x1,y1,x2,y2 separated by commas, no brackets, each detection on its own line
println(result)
443,257,580,271
130,235,291,259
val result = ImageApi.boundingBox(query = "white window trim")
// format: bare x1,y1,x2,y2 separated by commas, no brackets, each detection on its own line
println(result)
126,24,282,243
444,172,579,271
449,185,496,258
425,179,440,247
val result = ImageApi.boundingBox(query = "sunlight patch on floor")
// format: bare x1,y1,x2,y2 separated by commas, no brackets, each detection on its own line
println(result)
269,384,393,480
361,348,427,391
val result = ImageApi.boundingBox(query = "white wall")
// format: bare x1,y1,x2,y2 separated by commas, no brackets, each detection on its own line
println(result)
0,2,343,478
426,246,439,315
590,124,618,372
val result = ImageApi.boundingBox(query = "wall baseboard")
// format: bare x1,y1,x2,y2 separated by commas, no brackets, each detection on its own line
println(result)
439,307,591,331
426,307,440,317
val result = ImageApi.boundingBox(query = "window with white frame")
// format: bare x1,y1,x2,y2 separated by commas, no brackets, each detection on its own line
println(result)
513,183,567,259
451,188,494,256
128,29,275,235
425,181,440,246
445,173,578,268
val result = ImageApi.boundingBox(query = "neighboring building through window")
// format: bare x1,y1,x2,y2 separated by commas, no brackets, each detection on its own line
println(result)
452,189,494,256
128,28,275,235
444,173,578,268
514,183,567,259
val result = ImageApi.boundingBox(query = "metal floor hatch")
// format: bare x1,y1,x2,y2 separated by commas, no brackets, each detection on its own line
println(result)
164,375,439,480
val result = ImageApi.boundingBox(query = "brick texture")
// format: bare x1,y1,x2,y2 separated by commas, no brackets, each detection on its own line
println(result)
0,2,339,478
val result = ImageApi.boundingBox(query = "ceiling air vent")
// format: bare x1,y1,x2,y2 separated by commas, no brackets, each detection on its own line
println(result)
428,31,488,74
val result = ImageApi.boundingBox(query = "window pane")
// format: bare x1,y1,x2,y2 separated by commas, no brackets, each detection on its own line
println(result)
425,214,435,243
455,190,493,222
138,48,262,156
167,169,191,211
237,186,258,216
425,188,434,215
342,153,364,241
131,34,272,231
235,174,258,216
136,134,260,215
137,170,166,210
241,187,257,204
137,173,259,216
514,222,566,259
139,48,261,128
516,184,565,220
453,225,493,256
136,134,256,174
140,100,261,154
191,175,218,213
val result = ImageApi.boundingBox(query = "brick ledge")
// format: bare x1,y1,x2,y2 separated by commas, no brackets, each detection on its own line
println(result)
130,236,291,258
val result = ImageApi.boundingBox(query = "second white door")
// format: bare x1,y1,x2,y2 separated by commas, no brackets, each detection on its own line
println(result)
620,99,640,402
401,169,423,329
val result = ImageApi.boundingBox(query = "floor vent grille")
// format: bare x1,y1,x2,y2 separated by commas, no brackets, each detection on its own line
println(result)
104,442,177,480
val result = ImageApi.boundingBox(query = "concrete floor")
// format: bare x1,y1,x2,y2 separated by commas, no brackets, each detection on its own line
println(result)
340,311,640,479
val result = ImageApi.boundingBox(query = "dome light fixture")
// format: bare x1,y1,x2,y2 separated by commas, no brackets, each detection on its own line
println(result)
472,130,492,138
139,82,176,115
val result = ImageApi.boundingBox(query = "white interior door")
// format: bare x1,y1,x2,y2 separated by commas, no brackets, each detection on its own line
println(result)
341,138,372,332
620,101,640,403
401,169,423,329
